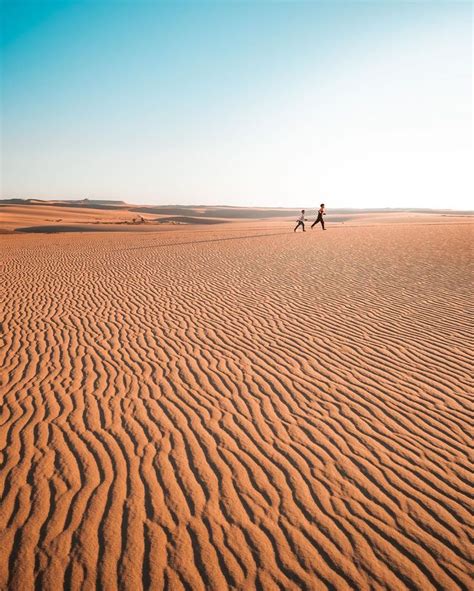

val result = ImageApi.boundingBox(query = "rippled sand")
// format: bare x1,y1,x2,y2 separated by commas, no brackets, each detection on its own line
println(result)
1,220,472,590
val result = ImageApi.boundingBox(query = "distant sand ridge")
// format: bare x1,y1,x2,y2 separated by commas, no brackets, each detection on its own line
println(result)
0,218,472,590
1,199,472,234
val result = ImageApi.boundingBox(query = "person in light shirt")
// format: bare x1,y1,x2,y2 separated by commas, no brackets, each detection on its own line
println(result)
294,210,307,232
311,204,326,230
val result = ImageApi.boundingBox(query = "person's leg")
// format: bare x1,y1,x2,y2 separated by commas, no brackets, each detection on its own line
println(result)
294,221,302,232
321,216,325,230
302,222,305,232
311,219,318,229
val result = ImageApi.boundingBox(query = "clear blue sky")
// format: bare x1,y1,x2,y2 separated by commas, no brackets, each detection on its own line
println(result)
1,0,472,208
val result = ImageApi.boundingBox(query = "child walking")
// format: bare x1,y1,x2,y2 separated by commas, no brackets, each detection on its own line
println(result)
294,210,306,232
311,204,326,230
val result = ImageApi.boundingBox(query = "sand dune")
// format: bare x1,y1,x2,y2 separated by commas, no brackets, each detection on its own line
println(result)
0,220,472,590
2,200,472,234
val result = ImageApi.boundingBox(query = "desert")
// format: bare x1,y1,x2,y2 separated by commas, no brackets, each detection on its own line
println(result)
1,202,472,590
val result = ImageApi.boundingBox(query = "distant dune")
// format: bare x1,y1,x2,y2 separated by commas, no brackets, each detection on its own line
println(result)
0,217,472,590
1,199,472,234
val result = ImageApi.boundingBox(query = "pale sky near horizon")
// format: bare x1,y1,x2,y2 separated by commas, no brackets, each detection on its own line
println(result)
1,0,472,209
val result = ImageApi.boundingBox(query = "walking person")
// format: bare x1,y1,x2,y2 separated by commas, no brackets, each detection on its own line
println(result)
311,203,326,230
294,210,306,232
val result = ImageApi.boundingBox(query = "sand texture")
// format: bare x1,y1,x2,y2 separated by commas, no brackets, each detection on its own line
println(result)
0,220,472,590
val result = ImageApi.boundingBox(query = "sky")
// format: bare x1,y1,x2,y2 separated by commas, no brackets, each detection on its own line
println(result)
1,0,472,209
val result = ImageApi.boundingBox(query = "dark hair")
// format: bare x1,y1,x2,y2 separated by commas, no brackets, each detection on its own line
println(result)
320,203,325,207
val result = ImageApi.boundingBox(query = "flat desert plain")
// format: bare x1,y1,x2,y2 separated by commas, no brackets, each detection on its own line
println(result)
0,212,472,590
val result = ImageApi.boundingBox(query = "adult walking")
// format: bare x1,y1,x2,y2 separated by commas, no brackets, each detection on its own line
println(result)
294,210,306,232
311,204,326,230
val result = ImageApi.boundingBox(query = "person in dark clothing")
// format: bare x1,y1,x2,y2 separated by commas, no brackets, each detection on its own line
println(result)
294,210,306,232
311,204,326,230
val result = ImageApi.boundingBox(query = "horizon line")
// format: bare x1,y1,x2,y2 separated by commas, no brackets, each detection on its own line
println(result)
1,198,473,214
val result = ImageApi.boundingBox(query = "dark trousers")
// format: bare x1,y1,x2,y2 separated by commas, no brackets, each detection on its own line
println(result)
294,221,305,232
311,214,325,230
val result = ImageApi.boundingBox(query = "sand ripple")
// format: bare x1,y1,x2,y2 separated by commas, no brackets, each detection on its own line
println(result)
1,223,472,590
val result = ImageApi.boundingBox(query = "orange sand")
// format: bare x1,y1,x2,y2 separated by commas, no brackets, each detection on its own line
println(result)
0,218,472,590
